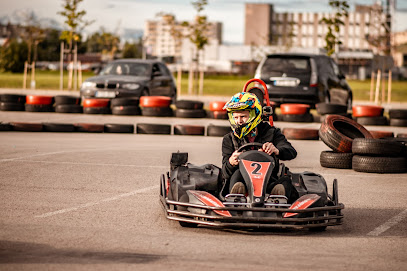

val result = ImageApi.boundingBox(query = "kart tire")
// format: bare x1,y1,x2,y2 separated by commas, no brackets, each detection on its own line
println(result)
0,122,12,131
280,104,310,115
140,96,172,107
355,116,388,126
319,114,373,153
82,98,110,108
25,104,54,112
141,107,173,117
175,109,206,118
54,95,81,105
26,95,54,105
282,128,319,140
174,124,205,136
175,100,204,110
110,97,140,107
352,155,407,173
83,107,111,114
136,123,171,135
397,133,407,138
55,104,83,113
206,110,228,119
388,109,407,119
207,124,231,137
320,151,353,169
389,118,407,127
316,103,347,115
0,102,25,111
0,94,26,103
352,105,384,117
104,123,134,133
111,105,141,115
352,138,405,157
74,123,104,133
368,130,394,139
280,113,314,123
209,101,227,111
10,122,43,132
43,123,76,132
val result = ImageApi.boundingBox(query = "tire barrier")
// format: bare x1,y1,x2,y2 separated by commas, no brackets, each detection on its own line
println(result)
26,95,54,105
206,110,228,119
104,123,134,133
280,113,314,123
55,104,83,114
316,103,347,115
206,124,231,137
111,105,141,116
25,104,54,112
0,122,12,131
136,123,171,135
209,101,227,111
368,130,394,139
141,106,173,117
174,124,205,136
83,107,111,114
140,96,172,108
389,118,407,127
74,123,104,133
43,123,76,132
82,98,110,108
352,156,407,174
0,102,25,111
388,109,407,119
175,108,206,118
110,97,140,107
280,103,310,115
0,94,26,104
175,100,204,110
352,105,384,118
10,122,43,132
320,151,353,169
355,116,388,126
54,95,81,105
282,128,319,140
352,138,406,157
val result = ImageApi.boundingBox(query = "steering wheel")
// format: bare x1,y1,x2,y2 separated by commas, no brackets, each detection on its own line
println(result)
237,142,264,153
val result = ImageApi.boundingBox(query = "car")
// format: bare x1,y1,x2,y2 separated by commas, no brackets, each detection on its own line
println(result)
254,53,353,109
80,59,177,101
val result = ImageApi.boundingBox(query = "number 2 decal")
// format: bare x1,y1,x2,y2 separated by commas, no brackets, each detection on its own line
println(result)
251,162,262,175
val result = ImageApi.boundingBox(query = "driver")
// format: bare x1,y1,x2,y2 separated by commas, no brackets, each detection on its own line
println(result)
221,92,298,202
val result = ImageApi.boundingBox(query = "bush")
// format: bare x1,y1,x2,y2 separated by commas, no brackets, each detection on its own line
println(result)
0,39,28,73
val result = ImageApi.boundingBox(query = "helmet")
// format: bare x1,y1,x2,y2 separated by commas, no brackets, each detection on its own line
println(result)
223,92,262,139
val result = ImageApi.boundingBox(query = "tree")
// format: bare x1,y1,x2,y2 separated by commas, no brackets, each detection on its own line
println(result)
320,0,349,56
0,39,28,73
122,42,140,58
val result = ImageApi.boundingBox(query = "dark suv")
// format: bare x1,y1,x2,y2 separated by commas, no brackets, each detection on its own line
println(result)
80,59,177,101
254,54,352,109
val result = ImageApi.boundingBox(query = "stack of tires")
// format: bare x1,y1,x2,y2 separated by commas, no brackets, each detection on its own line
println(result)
352,105,387,126
206,101,228,119
388,109,407,127
315,102,349,123
82,98,111,114
319,115,372,169
351,138,407,173
279,104,313,122
174,100,206,118
110,97,141,116
140,96,173,117
0,94,26,111
54,95,82,113
25,95,54,112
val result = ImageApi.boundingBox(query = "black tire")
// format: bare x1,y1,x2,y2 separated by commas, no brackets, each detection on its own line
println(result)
55,104,83,113
389,109,407,119
207,125,231,137
104,123,134,133
280,113,314,122
316,103,347,115
0,102,25,111
368,130,394,139
141,107,173,117
319,115,373,153
206,110,228,119
136,123,171,135
282,128,319,140
389,118,407,127
43,123,76,132
174,125,205,136
352,155,407,173
54,95,81,105
352,138,405,157
10,122,43,132
175,100,204,110
0,122,12,131
111,105,141,115
355,116,388,126
25,104,54,112
320,151,353,169
179,221,198,228
175,108,206,118
110,97,140,107
74,123,104,133
83,107,111,114
0,94,26,104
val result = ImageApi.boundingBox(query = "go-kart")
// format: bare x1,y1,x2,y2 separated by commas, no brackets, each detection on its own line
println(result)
159,79,344,230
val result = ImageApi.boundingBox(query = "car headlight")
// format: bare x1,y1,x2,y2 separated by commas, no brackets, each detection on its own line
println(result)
122,83,140,90
81,81,96,89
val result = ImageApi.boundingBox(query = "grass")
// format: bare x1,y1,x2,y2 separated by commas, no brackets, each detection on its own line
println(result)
0,71,406,102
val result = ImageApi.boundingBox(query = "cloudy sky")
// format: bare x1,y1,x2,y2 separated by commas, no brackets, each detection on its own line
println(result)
0,0,406,44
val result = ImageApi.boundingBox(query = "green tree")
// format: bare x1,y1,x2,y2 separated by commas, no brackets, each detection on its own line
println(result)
37,29,62,61
0,39,28,73
122,42,140,58
320,0,349,56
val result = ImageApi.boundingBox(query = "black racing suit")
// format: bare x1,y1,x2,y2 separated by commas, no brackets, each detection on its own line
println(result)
221,122,298,202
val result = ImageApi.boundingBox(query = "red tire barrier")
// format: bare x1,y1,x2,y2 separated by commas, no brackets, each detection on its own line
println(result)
25,95,54,105
209,101,227,111
282,128,319,140
140,96,171,108
174,124,205,136
352,105,384,117
74,123,104,133
10,122,43,132
368,130,394,139
82,98,110,108
280,104,310,115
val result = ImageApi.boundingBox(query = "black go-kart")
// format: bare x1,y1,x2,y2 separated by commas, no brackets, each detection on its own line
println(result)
159,79,344,231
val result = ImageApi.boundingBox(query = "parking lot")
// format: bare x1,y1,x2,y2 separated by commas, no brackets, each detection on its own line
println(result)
0,94,407,270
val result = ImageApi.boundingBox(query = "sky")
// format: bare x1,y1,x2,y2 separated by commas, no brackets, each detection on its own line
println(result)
0,0,406,44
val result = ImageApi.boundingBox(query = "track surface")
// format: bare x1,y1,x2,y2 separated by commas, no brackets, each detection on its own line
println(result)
1,108,407,270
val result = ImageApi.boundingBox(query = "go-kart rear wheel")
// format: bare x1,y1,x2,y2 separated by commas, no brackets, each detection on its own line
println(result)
179,221,198,228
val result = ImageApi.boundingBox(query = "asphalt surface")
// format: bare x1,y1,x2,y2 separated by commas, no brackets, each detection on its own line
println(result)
0,90,407,270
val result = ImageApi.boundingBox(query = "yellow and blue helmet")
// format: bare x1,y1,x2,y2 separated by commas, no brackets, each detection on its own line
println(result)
223,92,262,139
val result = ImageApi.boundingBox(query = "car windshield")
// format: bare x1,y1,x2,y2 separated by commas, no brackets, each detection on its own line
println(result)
100,62,150,76
261,57,310,74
